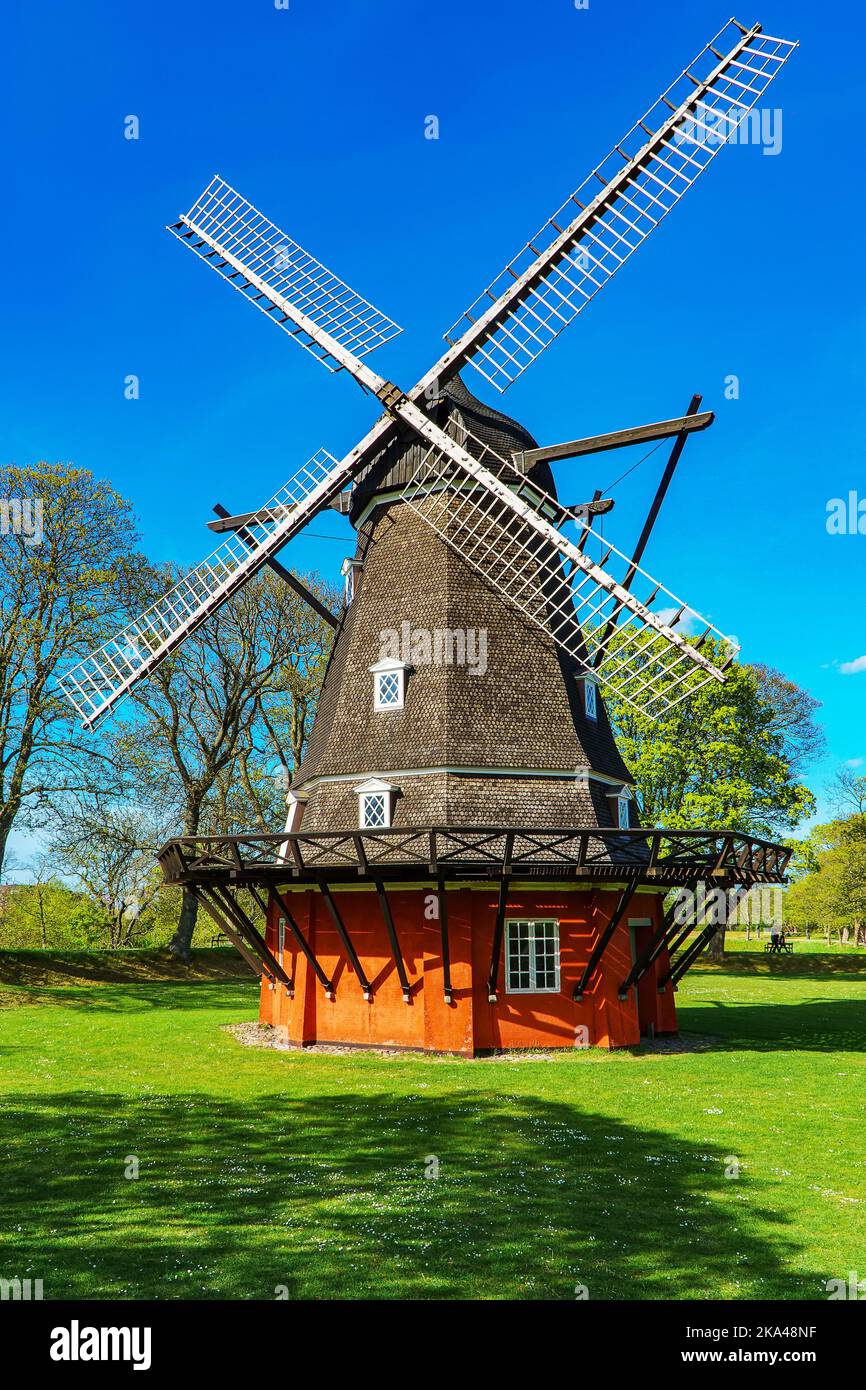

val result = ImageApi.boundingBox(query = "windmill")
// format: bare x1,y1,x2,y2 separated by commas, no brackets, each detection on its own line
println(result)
62,19,796,1053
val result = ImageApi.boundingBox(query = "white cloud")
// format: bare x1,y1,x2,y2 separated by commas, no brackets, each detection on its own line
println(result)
839,655,866,675
655,605,702,636
845,758,864,768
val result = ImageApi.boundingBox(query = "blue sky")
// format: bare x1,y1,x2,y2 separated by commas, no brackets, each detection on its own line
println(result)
4,0,864,852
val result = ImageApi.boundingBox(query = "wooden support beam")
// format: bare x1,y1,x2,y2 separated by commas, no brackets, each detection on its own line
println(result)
211,503,339,629
318,880,373,999
247,883,294,995
212,884,293,988
209,503,284,532
270,887,333,995
657,882,728,989
574,490,603,555
592,394,703,668
658,914,705,981
665,886,749,987
514,408,713,470
437,877,453,1004
487,877,509,1003
191,886,271,981
664,920,723,987
617,899,680,997
375,880,411,1002
564,496,615,522
573,883,638,1000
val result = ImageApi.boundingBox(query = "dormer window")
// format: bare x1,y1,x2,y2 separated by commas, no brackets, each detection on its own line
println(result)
355,777,397,830
369,658,407,711
341,557,363,605
606,784,634,830
581,675,599,721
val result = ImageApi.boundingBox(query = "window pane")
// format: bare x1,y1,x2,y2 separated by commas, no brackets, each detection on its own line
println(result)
506,919,559,992
362,793,387,828
377,671,401,706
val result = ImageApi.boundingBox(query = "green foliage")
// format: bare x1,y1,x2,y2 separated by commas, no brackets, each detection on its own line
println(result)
0,880,189,951
784,814,866,937
0,463,141,871
604,636,818,835
0,881,82,949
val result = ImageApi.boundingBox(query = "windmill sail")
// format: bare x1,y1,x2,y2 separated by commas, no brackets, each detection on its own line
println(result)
58,18,795,730
169,176,402,373
440,19,797,392
399,426,737,719
59,449,348,728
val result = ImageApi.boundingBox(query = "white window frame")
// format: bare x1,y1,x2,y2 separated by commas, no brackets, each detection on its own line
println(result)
283,790,307,834
369,658,407,712
360,791,390,829
374,668,404,711
504,918,561,995
617,794,630,829
341,557,363,605
354,777,397,830
583,678,598,721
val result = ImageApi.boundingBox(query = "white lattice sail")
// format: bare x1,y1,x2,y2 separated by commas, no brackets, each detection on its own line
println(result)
169,176,402,372
399,429,738,719
59,449,346,728
442,19,797,391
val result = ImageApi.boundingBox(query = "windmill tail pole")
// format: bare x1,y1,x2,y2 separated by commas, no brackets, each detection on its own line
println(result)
212,503,338,629
592,393,703,666
624,394,704,580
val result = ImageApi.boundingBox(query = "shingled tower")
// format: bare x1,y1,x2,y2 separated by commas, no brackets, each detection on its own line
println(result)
291,376,634,839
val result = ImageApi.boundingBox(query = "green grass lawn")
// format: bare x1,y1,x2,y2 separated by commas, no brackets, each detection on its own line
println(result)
0,948,863,1300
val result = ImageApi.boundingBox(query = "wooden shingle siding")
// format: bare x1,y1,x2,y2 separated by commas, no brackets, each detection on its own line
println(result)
295,375,634,832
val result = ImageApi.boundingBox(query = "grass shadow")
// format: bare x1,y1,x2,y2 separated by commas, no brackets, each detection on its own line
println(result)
0,1087,829,1300
0,981,258,1016
0,949,255,989
676,994,866,1054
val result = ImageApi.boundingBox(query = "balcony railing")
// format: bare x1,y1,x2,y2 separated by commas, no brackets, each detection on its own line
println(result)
158,825,791,888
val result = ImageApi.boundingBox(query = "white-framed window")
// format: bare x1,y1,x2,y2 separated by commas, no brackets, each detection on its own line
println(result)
284,790,307,833
617,794,630,829
505,919,560,994
341,557,363,605
369,658,406,711
360,792,389,828
355,777,396,830
375,668,403,709
584,679,598,721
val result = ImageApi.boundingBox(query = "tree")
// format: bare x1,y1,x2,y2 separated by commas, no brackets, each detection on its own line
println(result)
52,804,167,949
784,816,866,945
604,638,822,960
0,463,140,875
0,877,83,949
751,664,827,774
605,637,819,838
111,566,335,958
17,854,69,949
832,767,866,819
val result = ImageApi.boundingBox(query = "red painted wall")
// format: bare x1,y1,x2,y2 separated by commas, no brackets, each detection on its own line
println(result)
259,885,677,1054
